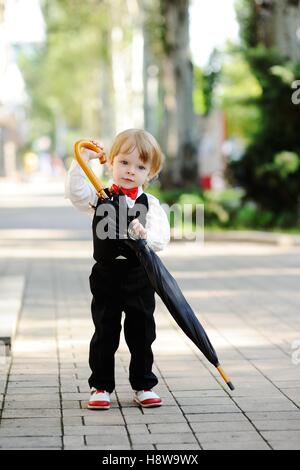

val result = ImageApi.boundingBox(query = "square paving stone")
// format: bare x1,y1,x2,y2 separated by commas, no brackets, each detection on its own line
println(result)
63,425,128,436
85,435,130,446
130,433,197,445
0,437,61,448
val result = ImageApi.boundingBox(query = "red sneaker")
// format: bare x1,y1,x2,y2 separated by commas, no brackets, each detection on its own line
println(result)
88,389,111,410
133,389,162,408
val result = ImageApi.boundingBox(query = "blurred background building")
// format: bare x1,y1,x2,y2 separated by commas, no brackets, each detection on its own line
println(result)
0,0,44,180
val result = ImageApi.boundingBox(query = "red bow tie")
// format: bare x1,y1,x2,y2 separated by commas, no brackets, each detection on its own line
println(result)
110,183,139,200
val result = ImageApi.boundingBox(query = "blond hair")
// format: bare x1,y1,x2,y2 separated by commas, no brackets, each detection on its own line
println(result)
108,129,164,189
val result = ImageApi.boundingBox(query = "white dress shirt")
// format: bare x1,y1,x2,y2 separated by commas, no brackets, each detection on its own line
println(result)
64,157,170,252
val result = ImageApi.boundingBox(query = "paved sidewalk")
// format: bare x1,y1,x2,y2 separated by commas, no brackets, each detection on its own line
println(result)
0,180,300,450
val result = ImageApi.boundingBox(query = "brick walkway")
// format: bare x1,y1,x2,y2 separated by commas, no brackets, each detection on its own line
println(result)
0,180,300,450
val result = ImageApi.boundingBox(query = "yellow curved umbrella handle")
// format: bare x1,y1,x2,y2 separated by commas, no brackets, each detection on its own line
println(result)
73,140,108,200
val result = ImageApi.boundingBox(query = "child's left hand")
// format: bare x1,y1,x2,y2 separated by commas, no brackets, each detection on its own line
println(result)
129,218,147,239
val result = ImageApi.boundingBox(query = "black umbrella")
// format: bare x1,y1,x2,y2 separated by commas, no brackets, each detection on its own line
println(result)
123,237,235,391
74,140,235,391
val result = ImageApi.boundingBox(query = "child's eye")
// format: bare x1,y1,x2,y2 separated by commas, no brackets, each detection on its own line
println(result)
121,160,128,164
139,165,146,170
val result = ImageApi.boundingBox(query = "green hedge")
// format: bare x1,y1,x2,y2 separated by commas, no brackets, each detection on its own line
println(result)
147,185,300,232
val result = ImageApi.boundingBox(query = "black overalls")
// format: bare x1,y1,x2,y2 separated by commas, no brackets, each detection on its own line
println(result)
88,188,158,393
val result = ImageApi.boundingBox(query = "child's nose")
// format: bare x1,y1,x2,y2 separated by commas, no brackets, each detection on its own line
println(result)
127,166,135,174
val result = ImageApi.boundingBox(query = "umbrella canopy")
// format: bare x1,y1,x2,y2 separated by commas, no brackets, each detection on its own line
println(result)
73,140,235,391
124,238,234,390
124,238,219,364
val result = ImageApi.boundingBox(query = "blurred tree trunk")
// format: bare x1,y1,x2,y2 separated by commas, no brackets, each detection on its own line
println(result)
143,18,159,137
81,29,116,146
142,0,198,189
110,0,144,132
254,0,300,61
159,0,198,188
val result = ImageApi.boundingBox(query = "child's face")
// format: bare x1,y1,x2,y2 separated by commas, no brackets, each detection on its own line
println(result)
111,142,151,188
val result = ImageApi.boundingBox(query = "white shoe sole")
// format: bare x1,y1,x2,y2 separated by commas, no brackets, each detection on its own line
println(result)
87,403,110,410
133,397,162,408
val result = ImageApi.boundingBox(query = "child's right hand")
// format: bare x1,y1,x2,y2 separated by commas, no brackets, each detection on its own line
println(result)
83,140,106,161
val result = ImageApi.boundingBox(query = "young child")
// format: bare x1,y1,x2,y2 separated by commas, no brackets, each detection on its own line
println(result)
65,129,170,410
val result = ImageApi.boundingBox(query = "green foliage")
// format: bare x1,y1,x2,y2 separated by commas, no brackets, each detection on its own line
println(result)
193,50,222,116
152,185,201,205
228,43,300,223
235,0,258,48
193,66,206,115
225,2,300,226
154,185,300,230
233,202,274,228
202,188,244,226
16,0,111,149
202,49,222,115
258,151,300,179
216,43,262,140
150,187,241,228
